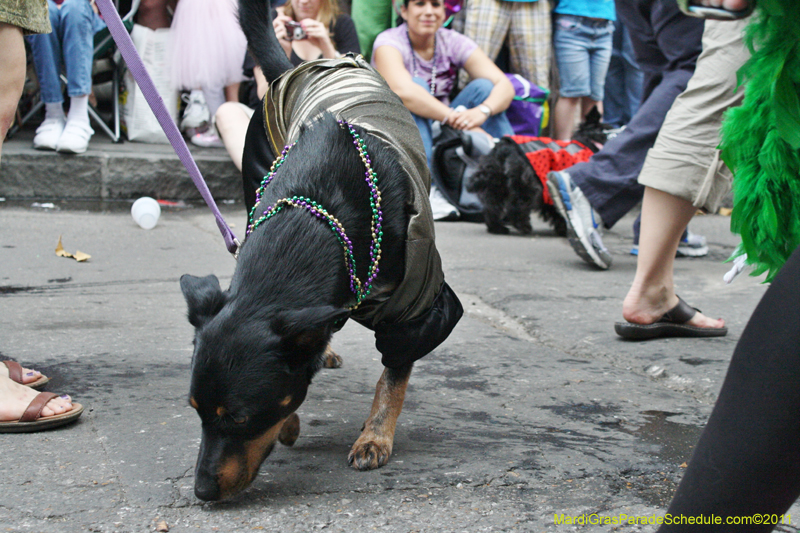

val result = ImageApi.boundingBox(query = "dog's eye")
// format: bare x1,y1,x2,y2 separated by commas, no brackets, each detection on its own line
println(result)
233,415,248,424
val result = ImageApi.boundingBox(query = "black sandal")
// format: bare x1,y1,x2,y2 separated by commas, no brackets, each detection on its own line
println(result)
614,296,728,340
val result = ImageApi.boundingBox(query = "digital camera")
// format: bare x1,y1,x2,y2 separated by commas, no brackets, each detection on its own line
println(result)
284,20,307,41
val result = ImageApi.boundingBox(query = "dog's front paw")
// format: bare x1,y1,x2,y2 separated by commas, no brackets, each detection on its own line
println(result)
279,413,300,446
323,345,343,368
486,224,510,235
348,435,392,471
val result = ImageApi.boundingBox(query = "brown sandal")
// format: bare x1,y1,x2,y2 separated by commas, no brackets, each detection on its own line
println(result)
0,391,84,433
3,360,50,390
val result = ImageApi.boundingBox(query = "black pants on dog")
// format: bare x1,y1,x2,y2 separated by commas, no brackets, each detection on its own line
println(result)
658,246,800,531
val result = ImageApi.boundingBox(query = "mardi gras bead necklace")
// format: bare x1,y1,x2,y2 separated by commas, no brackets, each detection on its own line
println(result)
407,29,437,95
246,121,383,309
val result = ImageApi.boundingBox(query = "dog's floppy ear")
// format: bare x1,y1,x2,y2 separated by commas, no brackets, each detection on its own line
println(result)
180,274,227,328
271,306,350,355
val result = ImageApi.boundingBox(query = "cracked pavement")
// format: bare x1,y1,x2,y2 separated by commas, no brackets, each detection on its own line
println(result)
1,203,795,532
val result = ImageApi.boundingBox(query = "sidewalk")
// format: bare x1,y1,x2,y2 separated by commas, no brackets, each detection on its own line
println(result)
1,123,242,202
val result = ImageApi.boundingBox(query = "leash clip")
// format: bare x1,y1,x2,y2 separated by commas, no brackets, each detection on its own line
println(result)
232,238,241,260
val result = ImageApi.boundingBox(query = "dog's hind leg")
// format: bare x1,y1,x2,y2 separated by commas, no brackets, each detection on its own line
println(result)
323,344,343,368
348,363,413,470
279,413,301,446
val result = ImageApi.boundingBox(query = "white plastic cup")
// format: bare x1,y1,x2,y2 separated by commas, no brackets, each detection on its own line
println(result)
131,197,161,230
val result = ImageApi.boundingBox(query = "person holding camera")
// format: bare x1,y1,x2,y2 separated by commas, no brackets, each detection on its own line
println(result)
272,0,360,66
214,0,359,170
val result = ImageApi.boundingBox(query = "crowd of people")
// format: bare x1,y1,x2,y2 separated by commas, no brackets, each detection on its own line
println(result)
5,0,800,528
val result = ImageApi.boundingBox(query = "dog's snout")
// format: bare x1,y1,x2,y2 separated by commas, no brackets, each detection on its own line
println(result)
194,471,221,501
194,429,227,501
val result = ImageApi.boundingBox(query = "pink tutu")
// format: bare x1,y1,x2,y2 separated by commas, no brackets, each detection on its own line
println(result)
170,0,247,90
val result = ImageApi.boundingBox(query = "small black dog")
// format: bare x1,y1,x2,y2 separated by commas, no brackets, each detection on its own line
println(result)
468,107,611,236
179,0,461,502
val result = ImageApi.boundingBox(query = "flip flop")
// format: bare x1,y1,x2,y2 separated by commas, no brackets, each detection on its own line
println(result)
3,360,50,390
0,392,84,433
677,0,755,20
614,296,728,340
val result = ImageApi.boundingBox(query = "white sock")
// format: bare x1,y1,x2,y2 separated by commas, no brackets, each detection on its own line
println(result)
67,95,90,125
202,87,225,121
45,102,66,122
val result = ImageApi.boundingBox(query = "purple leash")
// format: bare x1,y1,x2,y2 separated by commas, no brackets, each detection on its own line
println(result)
95,0,240,256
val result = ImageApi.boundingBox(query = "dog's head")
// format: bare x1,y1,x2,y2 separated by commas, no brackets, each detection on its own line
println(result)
572,106,614,153
180,274,348,501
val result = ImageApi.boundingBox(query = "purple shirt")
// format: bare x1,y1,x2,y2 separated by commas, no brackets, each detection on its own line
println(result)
372,23,478,105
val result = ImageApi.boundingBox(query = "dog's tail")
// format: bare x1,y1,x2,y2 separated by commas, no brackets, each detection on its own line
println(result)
238,0,294,84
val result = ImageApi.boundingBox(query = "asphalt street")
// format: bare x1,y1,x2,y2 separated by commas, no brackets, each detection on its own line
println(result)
0,200,792,532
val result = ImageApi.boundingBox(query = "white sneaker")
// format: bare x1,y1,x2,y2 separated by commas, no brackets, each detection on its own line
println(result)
55,120,94,154
547,170,612,269
180,92,210,131
429,185,460,221
191,129,224,148
33,118,66,151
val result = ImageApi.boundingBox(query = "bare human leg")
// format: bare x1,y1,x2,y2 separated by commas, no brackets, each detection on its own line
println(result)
0,22,26,163
553,96,581,140
214,102,253,171
622,186,725,329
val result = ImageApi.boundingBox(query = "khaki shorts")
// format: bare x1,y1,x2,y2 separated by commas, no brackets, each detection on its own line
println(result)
0,0,51,35
638,19,750,213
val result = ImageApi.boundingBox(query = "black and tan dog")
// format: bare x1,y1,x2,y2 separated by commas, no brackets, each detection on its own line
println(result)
179,0,462,501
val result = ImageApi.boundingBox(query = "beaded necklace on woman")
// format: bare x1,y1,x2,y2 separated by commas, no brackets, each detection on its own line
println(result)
407,28,437,96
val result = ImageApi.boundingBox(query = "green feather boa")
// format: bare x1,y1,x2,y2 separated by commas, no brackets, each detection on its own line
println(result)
720,0,800,282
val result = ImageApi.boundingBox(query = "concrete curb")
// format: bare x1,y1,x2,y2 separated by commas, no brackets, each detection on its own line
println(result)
1,133,242,201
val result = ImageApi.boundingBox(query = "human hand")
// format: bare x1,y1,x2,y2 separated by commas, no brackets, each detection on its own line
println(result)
273,15,293,55
446,107,487,130
299,18,335,54
274,15,292,40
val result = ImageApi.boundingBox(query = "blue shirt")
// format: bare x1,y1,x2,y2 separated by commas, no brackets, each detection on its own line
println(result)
554,0,615,21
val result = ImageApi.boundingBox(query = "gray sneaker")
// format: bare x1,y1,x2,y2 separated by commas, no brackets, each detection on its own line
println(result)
547,171,612,269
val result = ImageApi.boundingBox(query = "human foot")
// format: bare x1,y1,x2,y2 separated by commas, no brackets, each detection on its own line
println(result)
617,288,727,340
0,374,74,422
1,360,49,389
622,292,724,330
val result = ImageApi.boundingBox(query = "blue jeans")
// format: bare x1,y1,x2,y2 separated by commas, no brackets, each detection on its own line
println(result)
603,23,644,128
553,14,614,101
26,0,106,104
411,77,515,169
